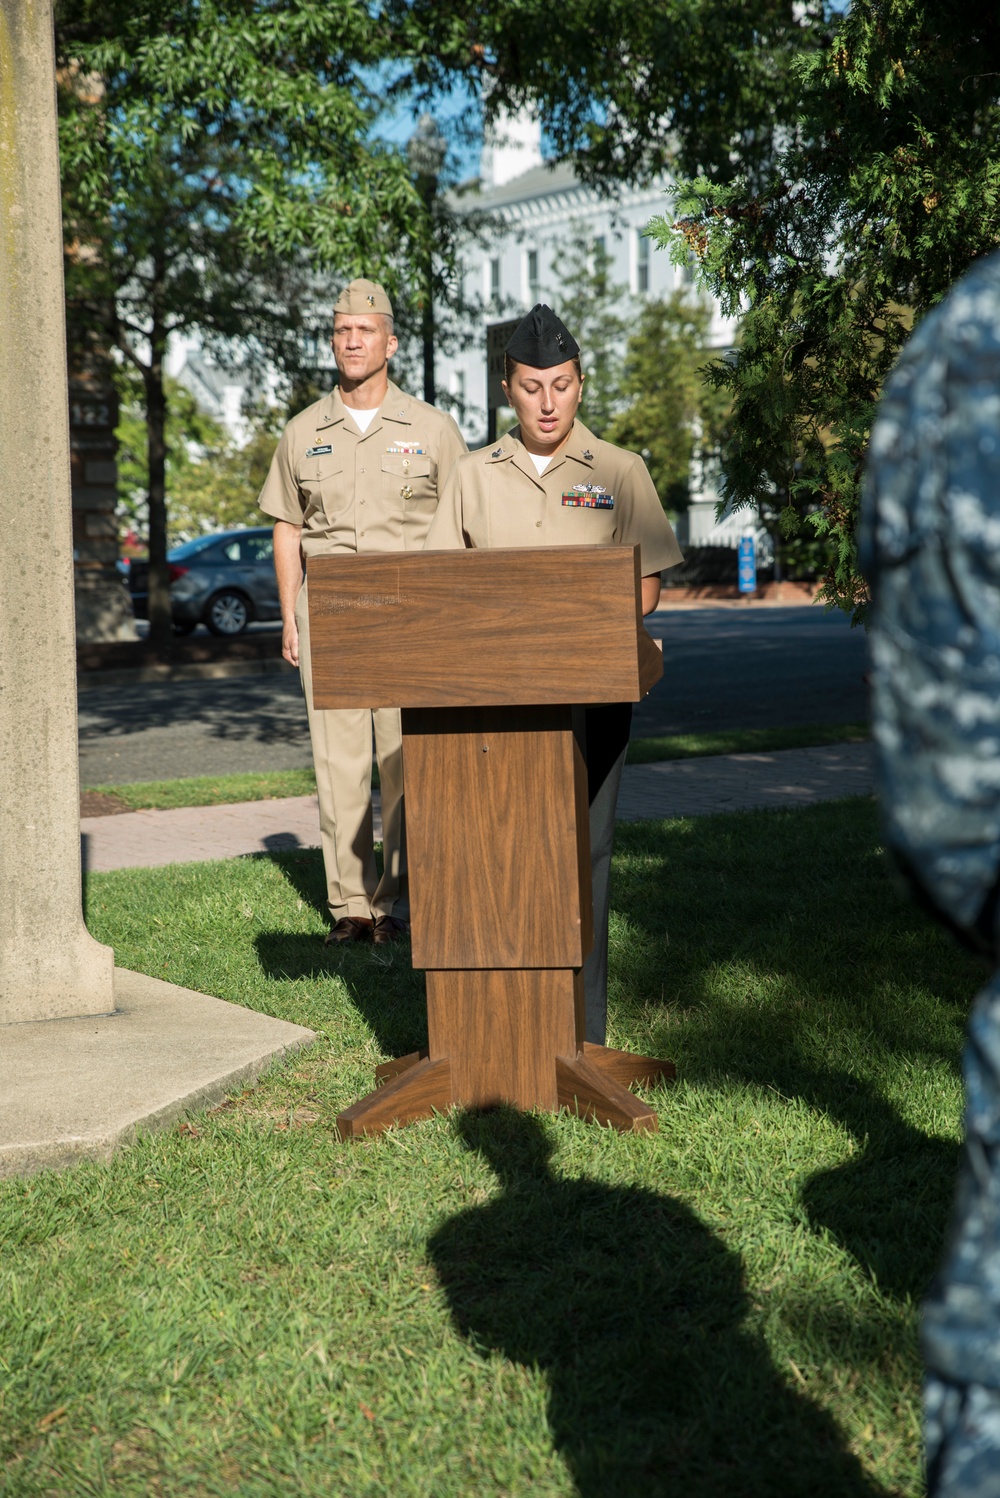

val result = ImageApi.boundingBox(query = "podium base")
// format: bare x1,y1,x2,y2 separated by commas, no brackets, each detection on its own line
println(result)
335,1043,674,1140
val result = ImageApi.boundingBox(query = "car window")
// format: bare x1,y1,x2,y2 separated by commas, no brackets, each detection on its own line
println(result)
168,535,216,562
244,535,274,564
196,541,238,566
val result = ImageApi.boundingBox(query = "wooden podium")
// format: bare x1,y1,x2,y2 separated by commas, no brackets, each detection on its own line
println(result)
308,546,675,1138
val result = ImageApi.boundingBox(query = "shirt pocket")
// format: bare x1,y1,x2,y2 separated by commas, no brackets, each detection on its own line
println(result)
382,453,435,510
565,506,617,544
297,459,347,518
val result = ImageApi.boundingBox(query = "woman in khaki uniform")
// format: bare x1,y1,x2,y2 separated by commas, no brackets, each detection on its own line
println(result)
425,303,682,1044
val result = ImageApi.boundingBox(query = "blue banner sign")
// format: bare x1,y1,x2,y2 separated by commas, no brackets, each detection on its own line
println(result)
737,535,757,594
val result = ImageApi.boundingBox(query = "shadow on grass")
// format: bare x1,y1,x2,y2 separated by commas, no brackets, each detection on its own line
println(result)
609,800,976,1301
252,850,427,1058
430,1108,879,1498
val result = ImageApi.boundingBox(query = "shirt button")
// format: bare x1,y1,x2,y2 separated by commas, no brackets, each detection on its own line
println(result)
360,468,366,474
535,520,542,528
360,499,366,505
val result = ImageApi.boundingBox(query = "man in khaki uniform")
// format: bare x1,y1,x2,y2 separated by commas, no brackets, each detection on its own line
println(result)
425,303,681,1040
259,278,467,944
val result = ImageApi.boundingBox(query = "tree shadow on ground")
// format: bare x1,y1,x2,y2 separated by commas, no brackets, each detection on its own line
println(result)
252,850,428,1059
77,672,310,747
608,800,976,1302
428,1108,881,1498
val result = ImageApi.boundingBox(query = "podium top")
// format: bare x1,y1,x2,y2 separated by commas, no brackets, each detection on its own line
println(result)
308,546,663,709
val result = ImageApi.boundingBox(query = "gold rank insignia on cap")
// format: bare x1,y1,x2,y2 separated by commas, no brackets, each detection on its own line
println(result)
334,278,393,316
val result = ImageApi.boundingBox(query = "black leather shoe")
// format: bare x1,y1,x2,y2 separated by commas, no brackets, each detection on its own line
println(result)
324,916,375,945
373,915,410,945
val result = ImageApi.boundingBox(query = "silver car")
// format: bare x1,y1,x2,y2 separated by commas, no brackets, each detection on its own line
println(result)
128,526,280,635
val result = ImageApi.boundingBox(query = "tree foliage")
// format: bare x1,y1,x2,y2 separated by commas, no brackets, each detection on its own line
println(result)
391,0,1000,619
387,0,824,188
607,292,729,513
114,373,281,545
553,225,628,438
56,0,422,647
650,1,1000,620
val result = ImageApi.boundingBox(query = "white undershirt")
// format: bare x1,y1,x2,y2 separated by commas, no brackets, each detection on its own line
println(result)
348,406,379,434
528,452,552,475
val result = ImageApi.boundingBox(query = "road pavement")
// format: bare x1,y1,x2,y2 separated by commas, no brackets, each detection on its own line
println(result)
78,605,870,787
637,604,869,736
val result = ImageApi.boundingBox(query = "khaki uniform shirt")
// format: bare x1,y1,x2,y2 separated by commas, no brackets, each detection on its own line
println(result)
258,380,467,556
424,419,683,574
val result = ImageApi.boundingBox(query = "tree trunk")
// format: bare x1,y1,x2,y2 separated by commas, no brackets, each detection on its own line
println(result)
420,180,436,406
422,268,435,407
145,320,171,656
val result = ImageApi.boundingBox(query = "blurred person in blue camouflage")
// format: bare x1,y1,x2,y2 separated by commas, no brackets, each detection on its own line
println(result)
862,248,1000,1496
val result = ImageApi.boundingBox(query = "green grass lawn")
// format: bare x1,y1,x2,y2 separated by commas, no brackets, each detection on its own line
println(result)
81,723,870,812
2,798,970,1496
625,721,870,764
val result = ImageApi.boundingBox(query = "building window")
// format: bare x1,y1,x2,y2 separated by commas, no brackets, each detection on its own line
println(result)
683,251,696,285
453,369,466,412
593,234,606,265
489,256,501,306
526,248,539,303
636,232,650,295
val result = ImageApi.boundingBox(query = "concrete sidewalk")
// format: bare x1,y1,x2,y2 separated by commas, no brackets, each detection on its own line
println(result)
81,743,874,874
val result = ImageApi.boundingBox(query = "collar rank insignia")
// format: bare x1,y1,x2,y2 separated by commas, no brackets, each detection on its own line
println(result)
582,449,594,460
491,447,503,458
305,444,332,457
562,482,614,509
387,441,425,455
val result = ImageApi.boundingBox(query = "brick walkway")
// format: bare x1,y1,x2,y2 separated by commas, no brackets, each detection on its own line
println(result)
80,743,874,875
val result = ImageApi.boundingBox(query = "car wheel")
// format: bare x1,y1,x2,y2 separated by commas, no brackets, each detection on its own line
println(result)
173,620,197,636
205,590,251,636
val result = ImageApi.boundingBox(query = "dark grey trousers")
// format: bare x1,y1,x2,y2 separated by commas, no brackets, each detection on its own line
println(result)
581,703,633,1045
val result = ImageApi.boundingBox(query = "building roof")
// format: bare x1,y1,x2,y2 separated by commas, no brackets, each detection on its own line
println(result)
471,157,582,209
448,157,670,225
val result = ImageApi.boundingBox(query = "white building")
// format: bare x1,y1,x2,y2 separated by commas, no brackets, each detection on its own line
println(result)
436,114,759,552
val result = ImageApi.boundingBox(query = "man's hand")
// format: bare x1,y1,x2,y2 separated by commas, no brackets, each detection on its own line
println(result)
273,519,304,667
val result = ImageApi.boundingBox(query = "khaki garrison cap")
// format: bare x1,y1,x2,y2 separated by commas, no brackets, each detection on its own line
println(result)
334,278,393,316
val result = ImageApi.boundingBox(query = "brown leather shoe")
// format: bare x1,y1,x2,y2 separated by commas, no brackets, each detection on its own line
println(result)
324,916,374,945
373,915,410,945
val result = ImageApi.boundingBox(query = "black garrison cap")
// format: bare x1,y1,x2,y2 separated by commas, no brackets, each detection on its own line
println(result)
504,303,580,368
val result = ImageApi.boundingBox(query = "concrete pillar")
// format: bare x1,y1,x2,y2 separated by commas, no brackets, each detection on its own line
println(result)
0,0,115,1021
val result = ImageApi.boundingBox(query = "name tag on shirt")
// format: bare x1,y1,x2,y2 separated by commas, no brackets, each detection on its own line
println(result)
305,444,332,457
562,483,614,509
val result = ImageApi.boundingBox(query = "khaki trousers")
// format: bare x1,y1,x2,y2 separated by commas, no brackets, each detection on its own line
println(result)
295,579,407,922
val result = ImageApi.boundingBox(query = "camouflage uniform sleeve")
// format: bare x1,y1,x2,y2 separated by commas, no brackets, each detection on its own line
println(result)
862,252,1000,950
863,250,1000,1498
